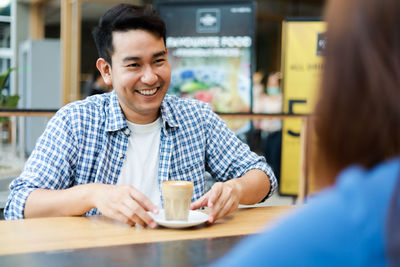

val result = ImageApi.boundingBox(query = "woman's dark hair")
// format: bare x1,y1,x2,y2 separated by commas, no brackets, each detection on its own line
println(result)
313,0,400,182
92,4,166,65
313,0,400,264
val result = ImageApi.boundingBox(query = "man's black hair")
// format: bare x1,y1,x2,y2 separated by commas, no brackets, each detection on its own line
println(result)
92,4,166,65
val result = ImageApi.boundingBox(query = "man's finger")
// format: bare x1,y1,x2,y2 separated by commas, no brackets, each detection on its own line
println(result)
190,192,209,210
114,208,136,226
129,186,159,214
207,186,230,223
122,200,157,228
207,183,223,208
131,213,148,228
133,205,158,228
209,188,229,216
212,197,235,222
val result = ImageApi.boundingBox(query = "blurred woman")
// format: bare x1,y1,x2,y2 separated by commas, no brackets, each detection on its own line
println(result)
209,0,400,265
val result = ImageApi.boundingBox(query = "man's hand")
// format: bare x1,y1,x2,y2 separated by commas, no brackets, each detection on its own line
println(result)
189,169,271,223
190,180,242,223
24,170,269,227
25,183,159,228
92,184,159,228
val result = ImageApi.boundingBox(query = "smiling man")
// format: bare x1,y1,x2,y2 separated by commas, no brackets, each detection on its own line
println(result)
100,29,171,124
4,4,277,227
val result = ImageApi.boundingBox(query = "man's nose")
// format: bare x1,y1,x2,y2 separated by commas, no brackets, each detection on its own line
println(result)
141,66,158,85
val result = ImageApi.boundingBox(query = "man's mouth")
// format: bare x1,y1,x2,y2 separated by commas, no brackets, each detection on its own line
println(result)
136,87,159,96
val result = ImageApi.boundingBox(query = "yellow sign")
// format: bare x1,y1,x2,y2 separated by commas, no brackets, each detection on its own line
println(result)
280,20,325,195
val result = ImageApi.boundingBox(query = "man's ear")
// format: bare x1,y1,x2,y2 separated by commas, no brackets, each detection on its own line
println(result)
96,58,113,86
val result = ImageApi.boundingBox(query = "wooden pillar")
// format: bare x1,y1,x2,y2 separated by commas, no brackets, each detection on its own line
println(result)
30,3,45,39
61,0,81,105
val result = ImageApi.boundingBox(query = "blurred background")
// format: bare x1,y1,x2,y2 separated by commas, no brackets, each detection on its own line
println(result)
0,0,326,216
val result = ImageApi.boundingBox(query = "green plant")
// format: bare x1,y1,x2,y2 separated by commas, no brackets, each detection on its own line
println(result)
0,67,18,106
0,67,19,123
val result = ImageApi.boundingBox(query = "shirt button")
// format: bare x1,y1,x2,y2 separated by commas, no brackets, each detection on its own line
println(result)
119,153,124,159
124,129,130,135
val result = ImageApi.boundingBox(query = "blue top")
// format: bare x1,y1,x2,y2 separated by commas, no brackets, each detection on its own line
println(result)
4,91,276,219
209,158,400,267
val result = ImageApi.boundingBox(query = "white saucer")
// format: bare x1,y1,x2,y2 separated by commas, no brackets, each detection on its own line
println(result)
148,210,209,229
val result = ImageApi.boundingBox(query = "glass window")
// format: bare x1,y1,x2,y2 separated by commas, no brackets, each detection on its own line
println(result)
0,56,10,70
0,2,10,17
0,22,10,48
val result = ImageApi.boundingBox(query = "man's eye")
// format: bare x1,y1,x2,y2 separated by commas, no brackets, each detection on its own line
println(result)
154,59,165,64
128,63,140,67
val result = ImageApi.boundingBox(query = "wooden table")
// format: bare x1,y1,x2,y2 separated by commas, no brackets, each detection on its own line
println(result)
0,206,294,258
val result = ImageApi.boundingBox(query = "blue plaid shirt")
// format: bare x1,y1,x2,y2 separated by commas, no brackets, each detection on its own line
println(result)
4,91,277,219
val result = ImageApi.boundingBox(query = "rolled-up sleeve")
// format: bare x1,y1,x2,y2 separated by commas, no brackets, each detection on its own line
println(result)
4,109,77,220
203,104,277,199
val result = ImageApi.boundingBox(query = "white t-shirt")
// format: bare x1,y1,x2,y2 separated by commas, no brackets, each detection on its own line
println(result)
117,117,162,208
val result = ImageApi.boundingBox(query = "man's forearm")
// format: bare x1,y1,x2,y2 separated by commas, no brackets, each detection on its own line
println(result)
228,169,271,205
24,184,99,218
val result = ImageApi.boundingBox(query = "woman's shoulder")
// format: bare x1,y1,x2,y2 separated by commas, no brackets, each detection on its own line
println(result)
335,158,400,201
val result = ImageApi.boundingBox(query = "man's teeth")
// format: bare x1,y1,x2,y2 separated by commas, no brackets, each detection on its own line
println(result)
138,88,158,95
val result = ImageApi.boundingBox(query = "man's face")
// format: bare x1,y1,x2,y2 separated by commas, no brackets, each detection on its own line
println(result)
107,30,171,124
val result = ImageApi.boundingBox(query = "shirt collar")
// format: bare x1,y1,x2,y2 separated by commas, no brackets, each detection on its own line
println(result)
105,92,180,132
105,90,128,132
160,94,180,129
